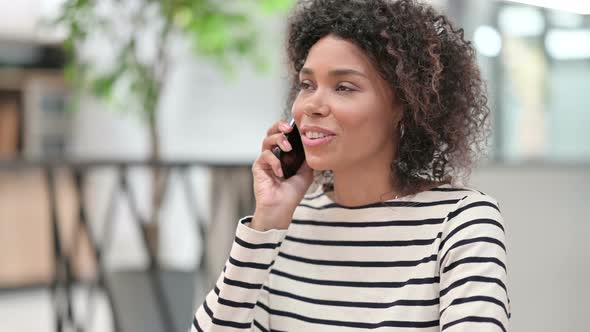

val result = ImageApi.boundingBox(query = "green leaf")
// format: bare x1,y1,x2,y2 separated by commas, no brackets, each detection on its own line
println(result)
223,13,248,26
234,37,254,55
252,53,271,73
63,63,78,83
259,0,294,15
193,16,231,54
173,6,193,29
90,73,118,98
64,89,82,114
57,0,286,124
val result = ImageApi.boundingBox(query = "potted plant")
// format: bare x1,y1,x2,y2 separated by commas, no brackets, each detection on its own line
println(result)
55,0,294,255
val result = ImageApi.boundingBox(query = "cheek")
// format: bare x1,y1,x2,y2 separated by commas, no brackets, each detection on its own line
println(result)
291,96,304,119
336,107,391,142
334,105,371,131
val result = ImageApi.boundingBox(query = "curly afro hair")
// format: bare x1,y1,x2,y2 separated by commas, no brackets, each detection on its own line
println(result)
283,0,492,196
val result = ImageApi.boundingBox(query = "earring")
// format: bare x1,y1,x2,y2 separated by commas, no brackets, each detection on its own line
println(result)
399,122,405,138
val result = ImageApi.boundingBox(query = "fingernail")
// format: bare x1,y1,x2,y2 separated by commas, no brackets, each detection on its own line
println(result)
283,139,292,150
280,123,290,131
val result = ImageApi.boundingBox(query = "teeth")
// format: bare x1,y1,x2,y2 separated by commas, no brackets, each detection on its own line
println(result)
306,131,329,139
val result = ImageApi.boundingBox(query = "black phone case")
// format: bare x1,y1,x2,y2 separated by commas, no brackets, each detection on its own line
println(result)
272,119,306,179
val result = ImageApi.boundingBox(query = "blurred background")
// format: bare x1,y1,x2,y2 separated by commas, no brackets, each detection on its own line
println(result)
0,0,587,331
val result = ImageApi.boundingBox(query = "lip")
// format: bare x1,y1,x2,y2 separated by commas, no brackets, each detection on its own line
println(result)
301,134,335,147
299,125,337,136
299,125,337,147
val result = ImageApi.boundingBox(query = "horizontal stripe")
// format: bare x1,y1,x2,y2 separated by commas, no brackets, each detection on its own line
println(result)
252,314,288,332
228,256,274,270
253,319,268,332
300,198,461,210
192,317,204,332
278,251,438,268
256,301,440,329
302,191,326,200
263,285,439,309
439,237,506,266
440,295,510,318
430,187,473,192
442,315,506,332
442,256,506,273
213,286,256,309
284,233,441,247
234,235,280,250
439,218,505,252
301,185,464,201
252,319,288,332
223,276,263,290
203,299,251,329
192,187,510,331
271,268,440,288
446,201,500,222
440,275,507,297
291,217,445,227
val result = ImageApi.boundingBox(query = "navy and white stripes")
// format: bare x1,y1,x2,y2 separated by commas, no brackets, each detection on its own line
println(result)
192,184,510,331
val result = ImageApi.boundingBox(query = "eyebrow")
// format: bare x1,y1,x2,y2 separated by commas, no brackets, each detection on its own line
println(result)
300,67,368,79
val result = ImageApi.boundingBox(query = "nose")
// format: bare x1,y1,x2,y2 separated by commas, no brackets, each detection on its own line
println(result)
292,85,331,120
303,103,330,117
302,92,331,117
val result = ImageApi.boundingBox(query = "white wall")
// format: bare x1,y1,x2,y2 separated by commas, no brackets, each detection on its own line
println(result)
471,164,589,332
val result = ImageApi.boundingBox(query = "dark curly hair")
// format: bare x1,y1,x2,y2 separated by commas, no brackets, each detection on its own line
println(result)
283,0,492,196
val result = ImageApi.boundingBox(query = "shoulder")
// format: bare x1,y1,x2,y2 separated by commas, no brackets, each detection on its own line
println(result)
440,188,506,248
448,188,502,220
418,184,503,226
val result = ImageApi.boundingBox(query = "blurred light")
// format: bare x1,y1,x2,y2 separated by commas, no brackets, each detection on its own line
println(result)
498,6,545,37
547,11,584,28
545,29,590,60
0,0,67,42
501,0,590,15
474,25,502,57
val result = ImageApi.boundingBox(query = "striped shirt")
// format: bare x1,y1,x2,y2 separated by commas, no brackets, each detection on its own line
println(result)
192,183,510,331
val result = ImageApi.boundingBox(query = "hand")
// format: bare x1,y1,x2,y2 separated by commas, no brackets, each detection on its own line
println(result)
251,120,314,230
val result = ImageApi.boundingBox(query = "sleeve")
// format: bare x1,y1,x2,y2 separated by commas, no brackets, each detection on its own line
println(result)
437,192,511,332
191,216,288,332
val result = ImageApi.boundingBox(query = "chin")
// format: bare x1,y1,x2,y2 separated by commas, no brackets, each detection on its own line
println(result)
305,154,333,171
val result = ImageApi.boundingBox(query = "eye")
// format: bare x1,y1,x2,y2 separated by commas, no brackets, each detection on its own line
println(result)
335,84,356,92
298,80,313,91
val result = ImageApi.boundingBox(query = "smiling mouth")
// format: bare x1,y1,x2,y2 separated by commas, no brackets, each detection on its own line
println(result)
301,134,335,147
304,133,336,139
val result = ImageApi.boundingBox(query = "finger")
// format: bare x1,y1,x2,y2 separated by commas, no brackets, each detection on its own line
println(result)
259,149,284,178
266,120,292,136
261,132,292,152
279,120,293,134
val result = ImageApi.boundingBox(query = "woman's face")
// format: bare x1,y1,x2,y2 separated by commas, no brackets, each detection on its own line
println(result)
292,34,401,172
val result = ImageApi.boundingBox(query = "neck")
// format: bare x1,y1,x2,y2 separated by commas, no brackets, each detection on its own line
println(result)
330,156,399,207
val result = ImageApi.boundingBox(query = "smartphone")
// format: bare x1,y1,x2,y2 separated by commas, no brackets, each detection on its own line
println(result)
272,118,306,179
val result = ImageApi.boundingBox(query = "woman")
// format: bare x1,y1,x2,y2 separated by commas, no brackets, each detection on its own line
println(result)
192,0,510,331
